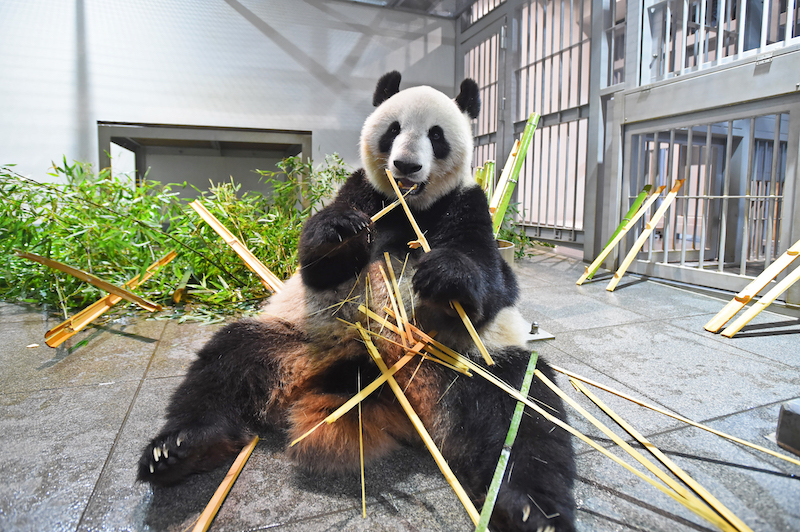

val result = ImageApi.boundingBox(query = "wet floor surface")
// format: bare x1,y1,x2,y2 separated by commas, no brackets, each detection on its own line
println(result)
1,248,799,531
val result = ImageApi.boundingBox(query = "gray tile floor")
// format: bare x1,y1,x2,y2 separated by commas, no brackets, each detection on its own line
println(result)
1,248,799,531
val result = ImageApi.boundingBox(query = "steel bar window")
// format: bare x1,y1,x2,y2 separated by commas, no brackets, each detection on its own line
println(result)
642,0,800,83
627,112,788,280
465,33,501,169
515,0,590,240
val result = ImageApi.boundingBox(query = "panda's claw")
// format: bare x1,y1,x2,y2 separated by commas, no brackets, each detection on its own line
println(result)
138,432,193,485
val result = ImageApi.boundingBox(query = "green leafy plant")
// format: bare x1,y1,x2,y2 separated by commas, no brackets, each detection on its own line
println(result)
0,154,349,321
496,203,553,259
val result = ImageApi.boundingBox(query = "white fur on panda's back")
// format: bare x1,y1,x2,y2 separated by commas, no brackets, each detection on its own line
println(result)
360,86,475,211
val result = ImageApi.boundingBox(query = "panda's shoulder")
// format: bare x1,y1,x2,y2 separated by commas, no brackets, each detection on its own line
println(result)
436,183,492,219
335,169,383,211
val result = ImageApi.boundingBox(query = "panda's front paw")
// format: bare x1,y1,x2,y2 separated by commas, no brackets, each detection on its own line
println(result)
137,431,191,486
301,207,372,249
412,249,485,317
492,488,575,532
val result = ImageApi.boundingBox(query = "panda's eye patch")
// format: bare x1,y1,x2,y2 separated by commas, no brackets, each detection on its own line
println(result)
378,121,402,153
428,126,450,160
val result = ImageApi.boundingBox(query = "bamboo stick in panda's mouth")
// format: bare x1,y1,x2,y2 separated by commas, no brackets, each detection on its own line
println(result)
384,169,494,366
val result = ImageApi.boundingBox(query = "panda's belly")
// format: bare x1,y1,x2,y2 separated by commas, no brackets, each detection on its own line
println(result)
260,258,529,358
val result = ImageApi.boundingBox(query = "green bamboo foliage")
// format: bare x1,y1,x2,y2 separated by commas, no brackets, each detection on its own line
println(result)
0,155,349,321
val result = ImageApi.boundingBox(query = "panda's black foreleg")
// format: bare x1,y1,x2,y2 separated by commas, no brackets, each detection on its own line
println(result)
138,319,300,486
436,348,575,532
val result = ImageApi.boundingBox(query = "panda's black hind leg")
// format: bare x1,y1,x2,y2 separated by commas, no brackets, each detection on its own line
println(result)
138,319,298,486
435,347,575,532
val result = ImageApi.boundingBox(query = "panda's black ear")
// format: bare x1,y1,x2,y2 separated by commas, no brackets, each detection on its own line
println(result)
373,71,402,107
455,78,481,119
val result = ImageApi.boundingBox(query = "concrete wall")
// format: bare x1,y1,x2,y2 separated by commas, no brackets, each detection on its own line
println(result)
0,0,456,181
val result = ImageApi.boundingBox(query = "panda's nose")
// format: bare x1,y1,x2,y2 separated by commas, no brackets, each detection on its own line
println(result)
393,160,422,176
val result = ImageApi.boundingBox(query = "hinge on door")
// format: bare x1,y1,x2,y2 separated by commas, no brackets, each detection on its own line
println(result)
500,25,507,50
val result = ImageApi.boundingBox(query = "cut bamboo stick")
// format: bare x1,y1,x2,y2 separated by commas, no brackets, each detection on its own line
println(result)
355,323,481,525
385,169,493,365
44,251,177,347
490,113,540,238
606,180,685,291
290,347,420,447
573,380,752,532
192,436,259,532
489,140,521,231
431,337,732,529
172,267,193,304
189,200,284,293
534,370,734,531
358,372,367,518
550,364,800,468
451,301,493,366
721,263,800,337
476,351,538,532
16,251,162,312
705,238,800,332
385,170,431,253
378,264,406,345
577,186,665,285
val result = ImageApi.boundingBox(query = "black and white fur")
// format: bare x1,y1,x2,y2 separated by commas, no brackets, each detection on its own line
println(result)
138,71,575,532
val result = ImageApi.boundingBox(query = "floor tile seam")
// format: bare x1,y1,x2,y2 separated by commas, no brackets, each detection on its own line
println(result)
680,329,800,370
573,474,713,532
571,283,721,322
236,484,455,531
0,379,146,397
551,317,797,371
541,341,709,432
75,318,170,530
653,319,800,370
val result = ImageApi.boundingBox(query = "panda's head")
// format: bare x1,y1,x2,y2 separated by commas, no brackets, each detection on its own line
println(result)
360,71,480,210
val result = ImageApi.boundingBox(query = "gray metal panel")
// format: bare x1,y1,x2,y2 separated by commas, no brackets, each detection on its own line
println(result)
622,49,800,125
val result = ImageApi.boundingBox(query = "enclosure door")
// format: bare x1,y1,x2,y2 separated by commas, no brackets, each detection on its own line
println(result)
620,96,800,303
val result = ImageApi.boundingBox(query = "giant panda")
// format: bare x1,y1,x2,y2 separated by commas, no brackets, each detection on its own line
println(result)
138,71,575,532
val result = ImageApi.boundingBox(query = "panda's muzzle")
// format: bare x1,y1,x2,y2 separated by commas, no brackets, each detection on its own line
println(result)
392,160,426,195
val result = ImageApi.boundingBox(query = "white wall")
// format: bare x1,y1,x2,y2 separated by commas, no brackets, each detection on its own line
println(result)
0,0,456,181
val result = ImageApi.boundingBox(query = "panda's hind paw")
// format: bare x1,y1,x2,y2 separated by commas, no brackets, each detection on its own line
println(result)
493,488,575,532
137,431,191,486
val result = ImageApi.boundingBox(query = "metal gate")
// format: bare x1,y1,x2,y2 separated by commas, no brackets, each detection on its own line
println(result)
622,96,800,296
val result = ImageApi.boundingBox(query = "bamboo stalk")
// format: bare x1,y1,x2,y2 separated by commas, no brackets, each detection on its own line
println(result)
576,186,665,285
189,201,284,293
385,169,493,365
573,380,752,532
192,436,259,532
16,251,162,312
370,198,401,222
435,340,731,528
705,238,800,332
355,323,481,525
451,301,494,365
384,252,413,344
378,264,406,345
44,251,177,347
173,268,193,304
721,263,800,337
606,180,685,291
489,140,521,232
476,351,539,532
358,372,367,518
290,348,420,447
490,113,540,238
538,373,706,503
385,170,431,252
584,185,653,282
550,364,800,468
